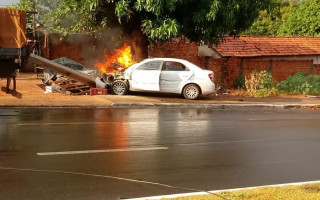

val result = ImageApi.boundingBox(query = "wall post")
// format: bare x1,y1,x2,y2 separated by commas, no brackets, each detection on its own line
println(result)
310,61,314,74
240,58,243,75
205,56,210,69
269,59,273,73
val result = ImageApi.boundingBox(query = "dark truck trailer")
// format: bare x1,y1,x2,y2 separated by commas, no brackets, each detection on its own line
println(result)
0,7,28,58
0,8,31,93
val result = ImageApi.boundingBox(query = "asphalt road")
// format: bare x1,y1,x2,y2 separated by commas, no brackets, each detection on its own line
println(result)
0,108,320,200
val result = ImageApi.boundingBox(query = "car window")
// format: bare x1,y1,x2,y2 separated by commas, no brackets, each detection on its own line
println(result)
162,61,189,71
136,61,162,70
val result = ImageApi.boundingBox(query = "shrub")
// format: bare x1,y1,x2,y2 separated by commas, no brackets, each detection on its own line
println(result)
277,72,320,94
234,74,246,89
245,70,277,97
255,87,278,97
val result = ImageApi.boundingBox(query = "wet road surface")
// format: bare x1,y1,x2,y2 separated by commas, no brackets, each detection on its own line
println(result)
0,108,320,199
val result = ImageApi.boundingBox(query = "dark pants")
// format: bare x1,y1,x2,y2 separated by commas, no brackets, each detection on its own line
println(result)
0,59,18,93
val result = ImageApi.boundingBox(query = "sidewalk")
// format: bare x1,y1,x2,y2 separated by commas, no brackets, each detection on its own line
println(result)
0,73,319,108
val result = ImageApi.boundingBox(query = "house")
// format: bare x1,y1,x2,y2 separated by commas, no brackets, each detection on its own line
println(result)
150,36,320,88
199,36,320,87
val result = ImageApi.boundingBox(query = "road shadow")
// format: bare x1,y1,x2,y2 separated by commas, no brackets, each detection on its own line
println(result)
1,87,22,99
36,84,46,91
213,95,304,103
127,91,214,102
129,91,184,99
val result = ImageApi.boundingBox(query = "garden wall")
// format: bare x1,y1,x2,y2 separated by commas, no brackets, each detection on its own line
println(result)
148,42,206,67
45,36,320,88
149,43,319,88
47,34,96,69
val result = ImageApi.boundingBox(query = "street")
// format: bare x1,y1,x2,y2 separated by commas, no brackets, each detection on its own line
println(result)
0,107,320,200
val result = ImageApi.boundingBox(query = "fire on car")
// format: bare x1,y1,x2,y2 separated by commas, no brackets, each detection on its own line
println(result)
96,46,215,100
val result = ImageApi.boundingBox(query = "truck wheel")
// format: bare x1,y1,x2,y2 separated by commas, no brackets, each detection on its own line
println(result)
183,84,200,100
111,80,129,95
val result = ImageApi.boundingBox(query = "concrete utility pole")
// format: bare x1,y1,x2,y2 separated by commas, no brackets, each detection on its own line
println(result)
32,0,36,38
28,54,96,87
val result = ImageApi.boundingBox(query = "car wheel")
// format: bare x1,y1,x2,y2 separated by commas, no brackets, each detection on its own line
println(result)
112,80,129,95
183,84,200,100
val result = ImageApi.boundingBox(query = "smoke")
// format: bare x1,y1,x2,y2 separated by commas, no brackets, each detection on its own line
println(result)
47,27,126,70
94,27,125,60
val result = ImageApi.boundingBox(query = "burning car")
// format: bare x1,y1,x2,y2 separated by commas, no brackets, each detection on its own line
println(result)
110,58,215,99
96,45,215,100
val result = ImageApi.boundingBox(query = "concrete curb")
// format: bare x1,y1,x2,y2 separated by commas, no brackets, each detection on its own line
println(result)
111,103,320,109
0,103,320,109
111,103,282,108
0,105,112,108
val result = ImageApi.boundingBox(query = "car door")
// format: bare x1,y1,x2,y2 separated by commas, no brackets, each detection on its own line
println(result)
160,61,193,93
131,61,162,91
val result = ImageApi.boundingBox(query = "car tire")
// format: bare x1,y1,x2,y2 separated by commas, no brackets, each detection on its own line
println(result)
111,80,129,95
183,84,200,100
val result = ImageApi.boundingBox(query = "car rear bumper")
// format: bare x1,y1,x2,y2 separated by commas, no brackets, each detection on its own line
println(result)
199,81,215,95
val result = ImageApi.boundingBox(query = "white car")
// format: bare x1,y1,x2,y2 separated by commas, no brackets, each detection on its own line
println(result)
111,58,215,100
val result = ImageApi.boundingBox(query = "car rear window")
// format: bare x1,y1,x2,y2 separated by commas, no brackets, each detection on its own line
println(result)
162,61,189,71
136,61,162,70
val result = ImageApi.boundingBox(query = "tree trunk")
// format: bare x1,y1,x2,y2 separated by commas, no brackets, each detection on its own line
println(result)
124,29,148,62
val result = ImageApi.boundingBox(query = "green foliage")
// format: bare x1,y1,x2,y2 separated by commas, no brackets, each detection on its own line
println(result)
278,0,320,36
14,0,270,43
48,0,100,34
277,72,320,94
13,0,101,35
172,0,271,44
255,87,278,97
243,0,298,36
245,70,277,97
142,18,179,40
11,0,62,28
234,74,246,89
115,0,131,22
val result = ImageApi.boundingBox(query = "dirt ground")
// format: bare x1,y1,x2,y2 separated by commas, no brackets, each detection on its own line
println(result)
0,73,319,107
0,73,111,106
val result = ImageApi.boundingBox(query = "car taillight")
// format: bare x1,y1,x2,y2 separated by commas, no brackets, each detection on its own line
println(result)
208,73,214,82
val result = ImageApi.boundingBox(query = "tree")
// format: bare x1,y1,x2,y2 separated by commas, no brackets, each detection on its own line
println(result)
11,0,62,26
94,0,271,60
12,0,99,33
278,0,320,36
242,0,298,36
15,0,271,61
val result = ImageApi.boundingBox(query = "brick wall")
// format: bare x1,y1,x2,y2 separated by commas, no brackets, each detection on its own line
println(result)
149,43,319,88
243,59,270,75
207,58,241,88
208,58,225,87
239,59,314,82
149,42,206,67
48,37,319,88
314,64,320,74
272,60,312,81
48,34,96,69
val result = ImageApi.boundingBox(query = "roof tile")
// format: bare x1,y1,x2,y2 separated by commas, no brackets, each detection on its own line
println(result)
211,36,320,57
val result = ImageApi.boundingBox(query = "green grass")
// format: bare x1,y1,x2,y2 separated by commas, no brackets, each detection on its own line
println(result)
161,183,320,200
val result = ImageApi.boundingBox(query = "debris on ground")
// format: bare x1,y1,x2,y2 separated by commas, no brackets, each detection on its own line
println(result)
44,85,52,94
89,88,108,95
305,95,320,99
215,86,231,96
41,57,99,95
50,77,91,95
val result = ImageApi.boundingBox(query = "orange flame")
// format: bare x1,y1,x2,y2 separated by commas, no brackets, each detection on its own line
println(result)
96,44,136,74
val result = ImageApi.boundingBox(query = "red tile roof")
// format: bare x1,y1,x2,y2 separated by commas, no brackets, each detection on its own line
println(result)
211,36,320,57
